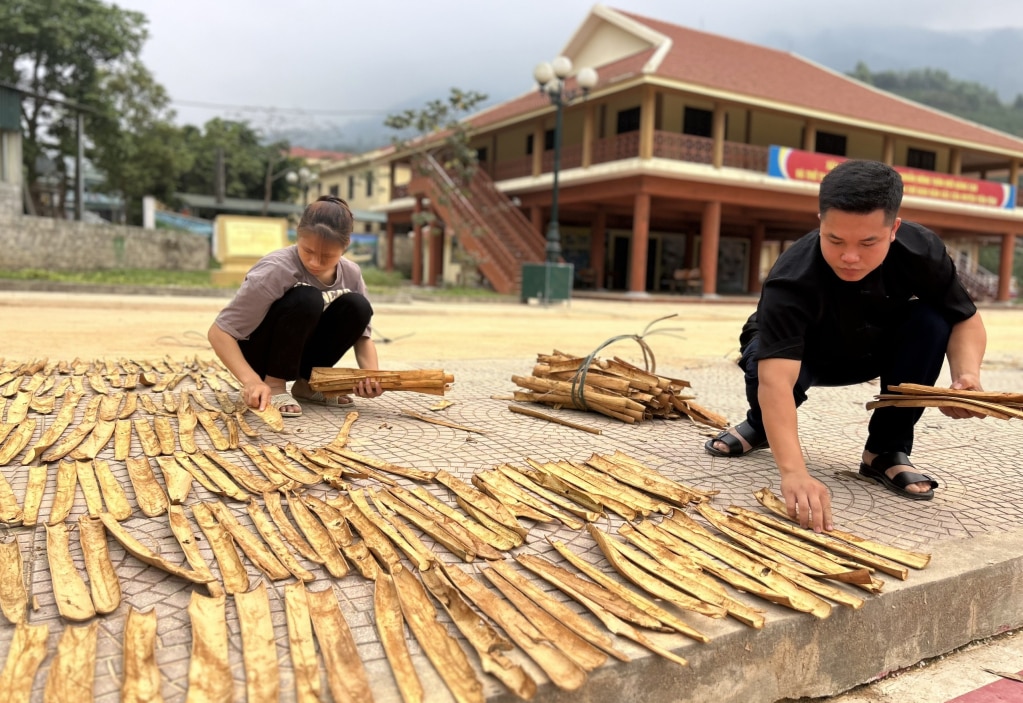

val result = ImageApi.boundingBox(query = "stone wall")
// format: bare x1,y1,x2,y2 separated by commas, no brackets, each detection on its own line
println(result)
0,182,19,218
0,214,209,271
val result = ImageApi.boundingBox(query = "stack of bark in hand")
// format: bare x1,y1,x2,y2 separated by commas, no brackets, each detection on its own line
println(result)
309,368,454,396
867,383,1023,420
511,351,727,427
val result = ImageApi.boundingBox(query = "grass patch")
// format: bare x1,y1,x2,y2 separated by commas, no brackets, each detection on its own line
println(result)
0,268,220,287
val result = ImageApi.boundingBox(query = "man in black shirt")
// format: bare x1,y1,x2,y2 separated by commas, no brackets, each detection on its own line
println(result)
705,160,987,532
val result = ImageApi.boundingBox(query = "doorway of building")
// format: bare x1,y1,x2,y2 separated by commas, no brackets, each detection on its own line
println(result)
610,234,658,291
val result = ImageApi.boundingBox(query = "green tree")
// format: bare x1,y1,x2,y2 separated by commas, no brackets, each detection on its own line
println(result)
0,0,155,217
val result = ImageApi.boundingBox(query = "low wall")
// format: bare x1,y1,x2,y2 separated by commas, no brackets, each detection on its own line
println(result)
0,214,209,271
0,182,19,218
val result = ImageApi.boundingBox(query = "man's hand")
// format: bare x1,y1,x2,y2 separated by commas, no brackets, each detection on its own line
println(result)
353,378,384,398
243,380,272,411
780,470,833,532
940,373,985,419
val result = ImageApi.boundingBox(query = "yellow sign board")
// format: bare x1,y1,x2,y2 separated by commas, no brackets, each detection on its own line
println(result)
211,215,289,286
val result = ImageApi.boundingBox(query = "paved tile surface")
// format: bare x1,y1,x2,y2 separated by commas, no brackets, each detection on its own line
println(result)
1,355,1021,702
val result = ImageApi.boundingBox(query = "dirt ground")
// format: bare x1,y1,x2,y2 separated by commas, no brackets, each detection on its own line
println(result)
2,290,1022,372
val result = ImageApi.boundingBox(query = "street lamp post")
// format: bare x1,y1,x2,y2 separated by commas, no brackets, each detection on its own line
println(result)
532,57,598,264
286,166,315,206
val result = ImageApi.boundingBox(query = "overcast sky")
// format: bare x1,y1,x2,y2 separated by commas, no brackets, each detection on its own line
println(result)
117,0,1023,141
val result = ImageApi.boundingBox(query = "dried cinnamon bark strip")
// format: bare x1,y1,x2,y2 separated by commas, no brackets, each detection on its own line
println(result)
138,394,159,415
551,537,712,640
204,450,276,493
48,460,78,524
235,582,280,702
189,453,248,501
178,400,199,454
5,391,31,424
521,553,690,668
44,621,99,703
0,418,36,465
119,392,138,419
706,508,882,590
409,485,518,552
28,393,55,414
206,500,290,581
753,488,930,570
307,587,375,702
92,459,132,521
420,565,538,699
617,524,766,628
262,491,322,564
391,486,504,559
285,493,349,578
40,419,95,464
74,459,105,517
534,460,642,520
442,561,586,691
213,390,236,415
196,410,230,451
0,538,27,624
260,444,321,484
660,513,832,619
155,456,193,505
190,390,219,412
300,495,378,580
586,524,727,621
400,408,485,434
173,452,222,495
488,560,629,661
317,447,395,484
331,447,437,482
192,502,249,594
375,488,475,562
45,522,96,622
113,420,132,460
374,572,425,703
482,565,608,672
283,442,332,477
328,410,359,449
21,465,47,526
245,500,314,581
78,515,121,614
99,392,124,421
153,416,176,455
69,419,116,461
472,470,570,526
435,469,525,536
99,512,214,585
497,464,600,523
239,444,292,487
132,418,162,457
121,608,164,703
22,390,82,464
283,584,323,703
326,492,403,572
166,505,220,597
392,565,485,703
124,457,169,518
353,488,433,571
185,592,232,703
248,403,285,432
234,411,259,438
0,620,50,703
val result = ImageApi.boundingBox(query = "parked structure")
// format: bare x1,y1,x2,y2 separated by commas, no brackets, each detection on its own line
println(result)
374,5,1022,299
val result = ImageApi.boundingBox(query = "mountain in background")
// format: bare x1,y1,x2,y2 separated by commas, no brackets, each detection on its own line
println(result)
761,26,1023,103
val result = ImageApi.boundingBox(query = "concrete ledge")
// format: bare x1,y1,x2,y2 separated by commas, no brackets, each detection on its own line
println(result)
489,527,1023,703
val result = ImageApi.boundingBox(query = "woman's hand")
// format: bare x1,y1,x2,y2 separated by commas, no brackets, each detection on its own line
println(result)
353,378,384,398
243,380,272,410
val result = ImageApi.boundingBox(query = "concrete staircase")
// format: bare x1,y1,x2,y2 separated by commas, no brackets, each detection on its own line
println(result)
408,153,545,294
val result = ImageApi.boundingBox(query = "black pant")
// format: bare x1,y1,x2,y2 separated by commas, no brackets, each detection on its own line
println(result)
739,301,951,456
238,286,373,382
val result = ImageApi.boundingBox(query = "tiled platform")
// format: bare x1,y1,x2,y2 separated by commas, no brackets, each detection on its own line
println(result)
3,356,1022,702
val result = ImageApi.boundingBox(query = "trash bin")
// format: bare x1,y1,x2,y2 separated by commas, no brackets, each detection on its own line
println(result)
520,262,574,303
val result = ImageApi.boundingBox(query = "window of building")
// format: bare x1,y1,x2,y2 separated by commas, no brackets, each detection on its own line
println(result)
364,222,372,233
616,106,641,134
476,146,488,163
526,134,533,155
544,129,555,151
682,107,713,137
329,184,339,197
815,131,847,156
906,147,936,171
346,176,355,200
365,170,373,197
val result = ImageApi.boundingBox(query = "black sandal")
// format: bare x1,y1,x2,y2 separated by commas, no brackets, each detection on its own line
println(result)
704,420,769,457
858,451,938,501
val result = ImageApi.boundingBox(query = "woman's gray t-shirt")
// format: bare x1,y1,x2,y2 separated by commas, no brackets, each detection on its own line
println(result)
214,245,372,341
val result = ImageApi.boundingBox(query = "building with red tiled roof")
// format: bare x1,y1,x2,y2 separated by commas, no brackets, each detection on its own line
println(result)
376,4,1022,299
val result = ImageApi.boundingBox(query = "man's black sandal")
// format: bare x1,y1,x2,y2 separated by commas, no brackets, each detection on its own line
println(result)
858,451,938,501
704,420,769,457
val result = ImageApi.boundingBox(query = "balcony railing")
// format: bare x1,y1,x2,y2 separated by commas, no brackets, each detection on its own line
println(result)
591,132,641,165
494,156,532,181
391,183,409,199
541,143,582,173
652,132,769,172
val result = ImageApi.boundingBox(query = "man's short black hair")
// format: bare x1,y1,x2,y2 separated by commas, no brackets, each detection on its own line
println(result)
819,160,903,224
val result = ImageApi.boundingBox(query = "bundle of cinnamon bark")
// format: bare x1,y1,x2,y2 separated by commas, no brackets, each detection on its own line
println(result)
511,351,727,427
867,383,1023,420
309,368,454,396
